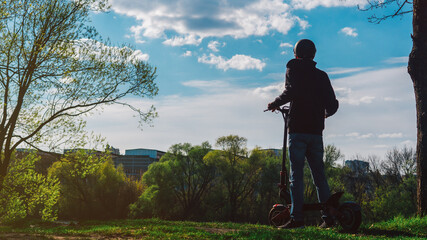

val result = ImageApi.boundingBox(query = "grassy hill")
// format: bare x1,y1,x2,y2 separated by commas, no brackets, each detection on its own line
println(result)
0,216,425,239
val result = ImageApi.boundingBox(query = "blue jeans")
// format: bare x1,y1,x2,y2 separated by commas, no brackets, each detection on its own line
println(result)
288,133,330,222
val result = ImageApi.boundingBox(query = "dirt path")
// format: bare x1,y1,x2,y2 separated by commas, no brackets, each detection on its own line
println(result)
0,233,118,240
0,227,238,239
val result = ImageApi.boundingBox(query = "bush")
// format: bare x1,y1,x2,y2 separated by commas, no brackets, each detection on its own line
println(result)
48,150,143,220
363,176,417,222
0,153,60,223
129,160,180,219
129,185,158,218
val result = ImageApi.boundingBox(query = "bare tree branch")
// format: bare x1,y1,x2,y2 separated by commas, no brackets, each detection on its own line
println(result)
359,0,413,23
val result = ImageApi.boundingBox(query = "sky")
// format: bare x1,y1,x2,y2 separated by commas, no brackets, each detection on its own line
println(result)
84,0,416,160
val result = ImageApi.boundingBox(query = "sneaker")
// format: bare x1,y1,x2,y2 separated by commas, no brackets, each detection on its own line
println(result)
319,220,335,229
278,219,305,229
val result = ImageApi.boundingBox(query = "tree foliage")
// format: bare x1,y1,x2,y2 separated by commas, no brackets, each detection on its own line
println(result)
207,135,266,221
0,152,60,223
0,0,158,189
130,142,215,220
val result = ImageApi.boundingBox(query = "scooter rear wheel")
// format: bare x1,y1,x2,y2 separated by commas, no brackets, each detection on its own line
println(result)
269,205,291,227
338,203,362,232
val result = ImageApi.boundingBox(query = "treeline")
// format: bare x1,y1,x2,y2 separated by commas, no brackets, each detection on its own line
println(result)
0,135,417,224
129,136,417,224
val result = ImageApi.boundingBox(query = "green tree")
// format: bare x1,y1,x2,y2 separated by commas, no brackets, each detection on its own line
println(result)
0,152,60,223
168,142,215,219
131,142,215,220
382,146,416,184
323,145,346,194
130,161,176,219
0,0,158,189
205,135,264,221
355,146,418,222
241,148,279,223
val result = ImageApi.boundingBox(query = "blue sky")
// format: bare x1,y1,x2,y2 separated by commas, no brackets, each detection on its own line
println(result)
85,0,415,160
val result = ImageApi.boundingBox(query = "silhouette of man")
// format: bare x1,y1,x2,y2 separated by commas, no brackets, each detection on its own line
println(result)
267,39,339,229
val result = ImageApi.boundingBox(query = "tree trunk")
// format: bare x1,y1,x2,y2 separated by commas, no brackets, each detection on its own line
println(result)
408,0,427,217
0,149,13,192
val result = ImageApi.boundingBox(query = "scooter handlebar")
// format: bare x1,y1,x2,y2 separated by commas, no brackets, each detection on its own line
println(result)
264,106,289,114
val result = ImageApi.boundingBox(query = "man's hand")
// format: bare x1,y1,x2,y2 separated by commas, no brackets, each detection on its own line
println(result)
267,102,278,112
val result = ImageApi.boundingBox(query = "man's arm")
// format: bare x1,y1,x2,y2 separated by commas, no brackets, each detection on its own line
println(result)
268,67,295,110
324,73,339,117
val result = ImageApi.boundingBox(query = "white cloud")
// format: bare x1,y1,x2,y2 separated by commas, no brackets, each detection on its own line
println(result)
346,133,404,139
359,133,374,139
70,39,149,62
400,140,416,147
335,87,376,105
332,67,413,106
108,0,368,46
383,97,402,102
340,27,358,37
280,42,293,48
291,0,366,10
198,54,266,71
296,17,310,30
327,67,370,75
384,56,408,64
163,35,202,46
378,133,403,138
130,49,150,61
359,96,375,104
110,0,302,44
253,82,283,99
373,145,389,149
182,51,192,57
208,41,221,52
346,132,360,137
181,80,231,92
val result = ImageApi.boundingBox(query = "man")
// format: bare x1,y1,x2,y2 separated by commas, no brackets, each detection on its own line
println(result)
267,39,339,229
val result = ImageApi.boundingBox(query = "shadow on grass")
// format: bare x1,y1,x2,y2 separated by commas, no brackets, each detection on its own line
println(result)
356,228,419,238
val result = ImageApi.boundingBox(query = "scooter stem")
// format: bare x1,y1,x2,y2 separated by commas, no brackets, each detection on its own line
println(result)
279,107,289,189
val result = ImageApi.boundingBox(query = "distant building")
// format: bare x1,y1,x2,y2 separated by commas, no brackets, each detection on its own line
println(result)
17,147,165,179
107,146,120,155
113,148,165,178
16,148,61,175
63,148,104,155
125,148,165,160
345,160,369,176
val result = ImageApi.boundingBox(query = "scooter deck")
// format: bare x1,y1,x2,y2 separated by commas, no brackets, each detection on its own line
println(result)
302,192,343,211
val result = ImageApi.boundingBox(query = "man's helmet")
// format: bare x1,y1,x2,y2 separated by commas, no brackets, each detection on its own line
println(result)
293,39,316,59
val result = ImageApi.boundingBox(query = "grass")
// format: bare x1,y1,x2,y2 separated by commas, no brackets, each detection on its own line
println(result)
0,216,425,239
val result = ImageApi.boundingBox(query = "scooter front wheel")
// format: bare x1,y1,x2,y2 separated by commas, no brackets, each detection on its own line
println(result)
269,204,291,227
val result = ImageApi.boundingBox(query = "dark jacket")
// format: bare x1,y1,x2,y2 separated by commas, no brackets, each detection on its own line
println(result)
270,58,338,135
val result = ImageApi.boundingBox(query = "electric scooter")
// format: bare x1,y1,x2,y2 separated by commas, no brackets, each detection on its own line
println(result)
265,106,362,232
